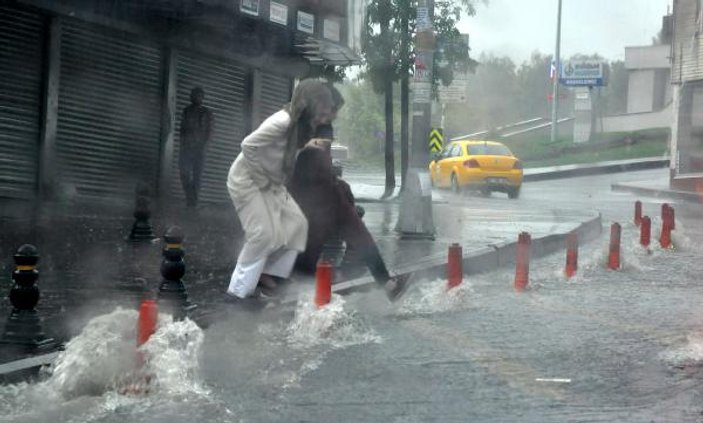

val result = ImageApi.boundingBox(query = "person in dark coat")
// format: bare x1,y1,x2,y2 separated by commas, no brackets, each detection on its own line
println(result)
288,124,411,301
179,87,214,207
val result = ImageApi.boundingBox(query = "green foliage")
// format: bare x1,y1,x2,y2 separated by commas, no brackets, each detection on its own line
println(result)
361,0,480,94
334,80,402,159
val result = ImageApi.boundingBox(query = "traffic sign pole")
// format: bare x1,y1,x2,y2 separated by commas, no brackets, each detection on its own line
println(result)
397,0,435,239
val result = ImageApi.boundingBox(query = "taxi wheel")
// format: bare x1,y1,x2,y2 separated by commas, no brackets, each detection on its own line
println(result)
508,187,521,199
451,174,461,193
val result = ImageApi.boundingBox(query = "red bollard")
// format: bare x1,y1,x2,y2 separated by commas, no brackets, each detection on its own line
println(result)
640,216,651,248
514,232,531,292
660,215,673,249
314,261,333,307
607,223,621,270
668,205,676,230
137,299,158,347
447,243,463,289
565,232,578,279
634,201,642,226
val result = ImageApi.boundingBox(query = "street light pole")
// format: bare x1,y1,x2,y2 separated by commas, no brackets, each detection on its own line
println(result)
550,0,563,143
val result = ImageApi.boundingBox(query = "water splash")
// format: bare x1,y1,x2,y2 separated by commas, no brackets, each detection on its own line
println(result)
286,293,381,349
395,277,473,316
0,307,208,421
660,333,703,367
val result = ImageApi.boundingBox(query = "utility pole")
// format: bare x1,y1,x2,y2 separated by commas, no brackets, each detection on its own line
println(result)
397,0,435,239
550,0,563,143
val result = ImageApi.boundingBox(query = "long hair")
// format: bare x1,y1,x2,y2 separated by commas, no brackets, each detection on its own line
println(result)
282,79,334,179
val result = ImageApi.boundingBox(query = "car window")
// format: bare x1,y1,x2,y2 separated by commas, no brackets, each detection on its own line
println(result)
439,144,453,159
467,144,513,156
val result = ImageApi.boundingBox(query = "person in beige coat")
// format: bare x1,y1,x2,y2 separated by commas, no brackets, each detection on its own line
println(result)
226,80,335,299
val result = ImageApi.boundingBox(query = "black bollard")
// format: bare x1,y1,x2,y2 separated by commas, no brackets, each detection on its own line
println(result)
0,245,55,352
157,226,196,320
128,183,156,241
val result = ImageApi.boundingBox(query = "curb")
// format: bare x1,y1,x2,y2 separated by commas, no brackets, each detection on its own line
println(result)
523,158,669,182
611,182,701,203
331,211,602,296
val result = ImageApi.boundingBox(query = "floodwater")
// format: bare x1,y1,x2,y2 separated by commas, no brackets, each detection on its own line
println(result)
2,169,703,422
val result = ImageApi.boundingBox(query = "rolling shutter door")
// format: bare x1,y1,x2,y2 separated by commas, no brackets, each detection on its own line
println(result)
258,71,291,125
172,51,247,204
55,19,163,200
0,6,44,199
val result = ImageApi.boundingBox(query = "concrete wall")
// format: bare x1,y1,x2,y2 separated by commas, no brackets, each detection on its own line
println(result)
625,45,671,70
600,102,673,133
627,70,656,114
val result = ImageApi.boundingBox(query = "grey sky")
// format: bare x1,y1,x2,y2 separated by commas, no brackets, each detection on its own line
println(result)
458,0,671,64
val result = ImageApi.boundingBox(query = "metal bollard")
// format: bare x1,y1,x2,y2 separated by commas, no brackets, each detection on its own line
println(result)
157,226,196,320
0,245,55,352
129,183,156,241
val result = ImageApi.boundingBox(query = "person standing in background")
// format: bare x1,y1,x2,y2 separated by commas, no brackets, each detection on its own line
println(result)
179,87,213,208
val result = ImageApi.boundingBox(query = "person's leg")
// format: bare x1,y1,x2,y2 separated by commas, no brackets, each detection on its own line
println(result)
227,191,276,298
335,189,391,284
263,248,298,278
179,150,194,206
192,149,206,206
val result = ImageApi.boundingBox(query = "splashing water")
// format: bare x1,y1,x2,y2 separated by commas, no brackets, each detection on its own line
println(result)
286,293,381,349
395,277,473,316
0,307,208,422
660,333,703,367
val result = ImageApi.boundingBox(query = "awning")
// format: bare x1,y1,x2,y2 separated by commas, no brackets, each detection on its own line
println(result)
294,35,361,66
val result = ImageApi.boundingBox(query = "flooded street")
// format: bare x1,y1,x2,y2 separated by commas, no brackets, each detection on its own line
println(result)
2,169,703,422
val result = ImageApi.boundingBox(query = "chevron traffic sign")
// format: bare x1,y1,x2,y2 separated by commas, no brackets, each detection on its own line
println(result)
429,128,443,153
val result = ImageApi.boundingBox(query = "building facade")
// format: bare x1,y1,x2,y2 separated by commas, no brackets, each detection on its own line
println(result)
0,0,359,205
671,0,703,191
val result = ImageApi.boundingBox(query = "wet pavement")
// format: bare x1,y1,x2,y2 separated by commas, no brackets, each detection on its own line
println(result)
2,168,703,422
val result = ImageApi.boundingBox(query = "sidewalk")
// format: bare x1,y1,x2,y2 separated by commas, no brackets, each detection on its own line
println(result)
611,176,702,203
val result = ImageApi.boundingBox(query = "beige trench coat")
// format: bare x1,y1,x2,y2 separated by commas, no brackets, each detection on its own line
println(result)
227,110,308,264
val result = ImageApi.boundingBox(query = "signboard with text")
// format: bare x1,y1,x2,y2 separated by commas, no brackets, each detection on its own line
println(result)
559,61,606,87
269,1,288,25
297,11,315,34
240,0,259,16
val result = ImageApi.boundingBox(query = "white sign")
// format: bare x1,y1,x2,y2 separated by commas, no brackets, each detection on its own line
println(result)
413,82,431,104
416,7,430,31
297,11,315,34
438,80,468,104
323,19,340,42
438,73,468,104
240,0,259,16
269,2,288,25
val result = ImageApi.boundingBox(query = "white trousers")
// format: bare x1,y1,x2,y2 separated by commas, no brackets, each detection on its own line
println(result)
226,248,298,298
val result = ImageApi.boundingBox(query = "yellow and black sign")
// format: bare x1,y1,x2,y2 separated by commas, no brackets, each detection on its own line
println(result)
429,128,443,153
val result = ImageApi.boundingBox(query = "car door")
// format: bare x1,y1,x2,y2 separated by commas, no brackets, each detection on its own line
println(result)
439,143,461,186
433,143,451,186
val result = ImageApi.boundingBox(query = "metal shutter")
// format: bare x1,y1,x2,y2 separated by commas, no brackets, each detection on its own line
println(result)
55,19,163,200
0,6,44,199
258,71,291,125
172,51,247,204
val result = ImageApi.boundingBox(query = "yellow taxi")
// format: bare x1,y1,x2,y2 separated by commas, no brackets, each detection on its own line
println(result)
429,139,523,198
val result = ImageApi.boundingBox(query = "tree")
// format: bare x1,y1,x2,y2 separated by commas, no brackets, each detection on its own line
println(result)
362,0,482,198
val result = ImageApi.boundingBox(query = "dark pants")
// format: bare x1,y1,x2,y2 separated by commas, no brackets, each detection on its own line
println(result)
294,181,391,284
179,146,205,207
